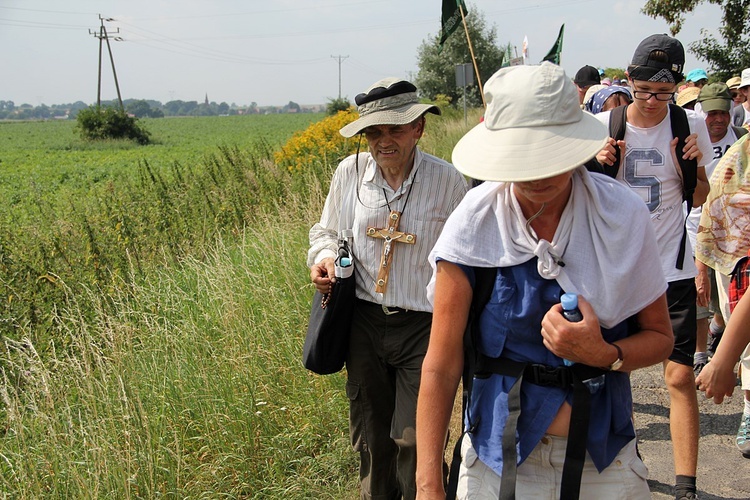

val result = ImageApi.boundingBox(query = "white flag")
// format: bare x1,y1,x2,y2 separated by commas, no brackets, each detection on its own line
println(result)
522,35,529,64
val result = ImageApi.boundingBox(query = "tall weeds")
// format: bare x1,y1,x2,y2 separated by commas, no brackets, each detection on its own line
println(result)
0,199,358,498
0,110,475,497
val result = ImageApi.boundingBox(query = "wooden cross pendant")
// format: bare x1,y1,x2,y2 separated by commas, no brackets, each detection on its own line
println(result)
366,211,416,293
367,210,417,293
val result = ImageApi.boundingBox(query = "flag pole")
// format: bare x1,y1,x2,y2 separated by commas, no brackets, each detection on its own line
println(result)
458,3,485,107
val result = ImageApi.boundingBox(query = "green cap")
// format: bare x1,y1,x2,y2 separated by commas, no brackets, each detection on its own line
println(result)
697,82,732,113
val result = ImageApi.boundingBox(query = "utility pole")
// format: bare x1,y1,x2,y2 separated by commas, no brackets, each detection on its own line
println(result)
331,55,349,100
89,15,124,110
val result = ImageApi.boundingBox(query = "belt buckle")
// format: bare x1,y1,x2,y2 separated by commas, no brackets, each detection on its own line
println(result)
382,305,400,315
531,364,567,387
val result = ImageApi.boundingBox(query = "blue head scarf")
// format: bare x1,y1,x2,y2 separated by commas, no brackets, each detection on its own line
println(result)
586,86,633,114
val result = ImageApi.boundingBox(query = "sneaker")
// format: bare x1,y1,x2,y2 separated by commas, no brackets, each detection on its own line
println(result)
736,413,750,458
707,329,723,358
676,492,698,500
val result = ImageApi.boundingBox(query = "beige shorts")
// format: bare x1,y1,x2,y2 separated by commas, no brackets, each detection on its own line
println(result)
456,433,650,500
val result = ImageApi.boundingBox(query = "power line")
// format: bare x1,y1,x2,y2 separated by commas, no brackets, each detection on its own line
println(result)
89,15,124,109
331,55,349,100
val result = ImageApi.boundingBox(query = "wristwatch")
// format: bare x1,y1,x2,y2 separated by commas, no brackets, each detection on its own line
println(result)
608,342,624,371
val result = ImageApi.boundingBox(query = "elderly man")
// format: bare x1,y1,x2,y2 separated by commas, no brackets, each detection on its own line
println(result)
308,77,468,499
691,83,748,377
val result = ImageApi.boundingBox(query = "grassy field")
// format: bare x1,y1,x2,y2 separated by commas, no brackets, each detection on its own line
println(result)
0,109,480,498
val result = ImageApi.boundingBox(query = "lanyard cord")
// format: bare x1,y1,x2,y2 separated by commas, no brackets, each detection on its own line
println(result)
382,163,419,216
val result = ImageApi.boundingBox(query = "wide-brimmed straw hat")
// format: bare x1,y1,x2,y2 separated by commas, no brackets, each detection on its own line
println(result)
452,62,607,182
339,77,440,138
676,86,701,108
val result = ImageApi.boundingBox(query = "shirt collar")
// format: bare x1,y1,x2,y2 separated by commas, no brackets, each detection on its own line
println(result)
364,148,423,192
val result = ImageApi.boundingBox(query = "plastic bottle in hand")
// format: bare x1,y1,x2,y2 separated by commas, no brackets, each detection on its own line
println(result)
560,293,605,393
561,293,582,366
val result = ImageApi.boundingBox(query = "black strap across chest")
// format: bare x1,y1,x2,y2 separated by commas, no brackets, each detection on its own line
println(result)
445,267,608,500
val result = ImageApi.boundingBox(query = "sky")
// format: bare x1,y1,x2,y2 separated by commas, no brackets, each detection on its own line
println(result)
0,0,726,107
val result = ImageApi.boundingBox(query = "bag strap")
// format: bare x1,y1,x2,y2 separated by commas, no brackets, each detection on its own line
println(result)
604,104,628,177
668,104,698,270
445,266,497,500
732,125,749,139
584,104,628,177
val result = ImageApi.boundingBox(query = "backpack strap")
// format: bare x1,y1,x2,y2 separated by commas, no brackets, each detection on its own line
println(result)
732,125,749,139
668,104,698,270
583,104,628,177
605,104,629,177
445,266,497,500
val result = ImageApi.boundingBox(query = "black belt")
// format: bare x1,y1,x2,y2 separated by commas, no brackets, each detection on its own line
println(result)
473,354,607,500
357,299,410,315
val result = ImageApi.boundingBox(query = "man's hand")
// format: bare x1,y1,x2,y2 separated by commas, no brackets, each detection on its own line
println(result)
310,257,336,294
695,263,711,307
596,137,626,167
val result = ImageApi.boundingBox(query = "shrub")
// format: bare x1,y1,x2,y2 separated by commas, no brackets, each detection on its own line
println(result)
274,109,360,179
326,97,352,116
76,105,151,145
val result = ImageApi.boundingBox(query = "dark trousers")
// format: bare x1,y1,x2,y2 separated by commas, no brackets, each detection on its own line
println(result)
346,300,432,500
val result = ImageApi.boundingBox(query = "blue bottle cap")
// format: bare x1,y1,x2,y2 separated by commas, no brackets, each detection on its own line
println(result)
561,293,578,311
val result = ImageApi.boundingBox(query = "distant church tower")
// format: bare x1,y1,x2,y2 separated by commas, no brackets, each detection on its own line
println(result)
204,93,209,105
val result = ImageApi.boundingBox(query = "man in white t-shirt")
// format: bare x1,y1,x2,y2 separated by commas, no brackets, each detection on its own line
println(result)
690,83,748,376
595,34,710,500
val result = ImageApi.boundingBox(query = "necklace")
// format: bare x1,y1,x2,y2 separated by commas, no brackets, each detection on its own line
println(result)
366,165,420,294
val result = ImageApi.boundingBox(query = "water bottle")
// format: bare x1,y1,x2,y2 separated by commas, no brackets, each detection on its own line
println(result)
334,235,353,280
561,293,582,366
560,293,605,393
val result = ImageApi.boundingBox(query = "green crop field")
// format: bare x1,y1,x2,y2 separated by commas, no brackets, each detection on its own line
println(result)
0,114,322,210
0,109,479,498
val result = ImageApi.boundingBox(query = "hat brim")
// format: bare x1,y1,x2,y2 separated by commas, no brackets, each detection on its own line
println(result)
574,80,599,87
339,103,440,138
452,111,608,182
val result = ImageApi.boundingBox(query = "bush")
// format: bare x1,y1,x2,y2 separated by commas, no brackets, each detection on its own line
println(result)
76,105,151,145
326,97,352,116
274,109,360,180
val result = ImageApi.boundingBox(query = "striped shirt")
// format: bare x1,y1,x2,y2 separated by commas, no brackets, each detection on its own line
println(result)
308,148,468,312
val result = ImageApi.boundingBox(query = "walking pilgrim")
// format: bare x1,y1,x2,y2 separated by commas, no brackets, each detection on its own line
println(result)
308,77,468,499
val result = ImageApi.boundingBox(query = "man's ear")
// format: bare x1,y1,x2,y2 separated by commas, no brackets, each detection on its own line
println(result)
415,116,426,136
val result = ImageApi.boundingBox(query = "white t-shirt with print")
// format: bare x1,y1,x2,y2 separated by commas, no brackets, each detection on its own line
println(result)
686,127,741,253
596,107,712,282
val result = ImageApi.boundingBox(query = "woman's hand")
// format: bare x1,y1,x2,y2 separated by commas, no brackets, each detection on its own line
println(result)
540,295,611,367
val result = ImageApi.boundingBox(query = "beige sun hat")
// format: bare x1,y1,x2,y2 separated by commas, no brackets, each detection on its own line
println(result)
727,76,742,90
740,68,750,89
676,86,701,107
451,62,607,182
339,77,440,138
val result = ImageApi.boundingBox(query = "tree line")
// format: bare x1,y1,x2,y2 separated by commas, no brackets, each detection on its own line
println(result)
0,99,320,121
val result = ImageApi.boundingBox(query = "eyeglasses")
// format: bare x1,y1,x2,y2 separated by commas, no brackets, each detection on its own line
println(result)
632,90,675,101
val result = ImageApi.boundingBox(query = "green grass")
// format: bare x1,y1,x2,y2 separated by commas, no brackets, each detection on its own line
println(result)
0,108,479,497
0,205,358,498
